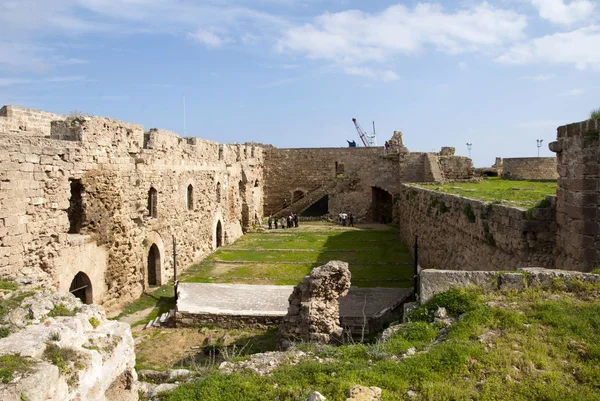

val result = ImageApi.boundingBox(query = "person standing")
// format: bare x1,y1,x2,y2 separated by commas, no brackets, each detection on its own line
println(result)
283,198,288,209
274,217,278,229
384,141,390,154
280,216,286,228
294,213,299,227
349,213,354,227
268,215,272,229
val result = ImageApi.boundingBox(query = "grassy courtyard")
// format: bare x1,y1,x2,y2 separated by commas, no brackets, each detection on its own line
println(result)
414,177,557,209
181,222,413,288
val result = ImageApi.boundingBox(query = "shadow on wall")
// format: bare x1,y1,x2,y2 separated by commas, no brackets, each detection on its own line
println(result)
372,187,393,223
301,195,329,217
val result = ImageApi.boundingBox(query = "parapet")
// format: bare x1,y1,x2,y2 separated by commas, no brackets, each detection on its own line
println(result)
0,105,66,136
51,116,144,151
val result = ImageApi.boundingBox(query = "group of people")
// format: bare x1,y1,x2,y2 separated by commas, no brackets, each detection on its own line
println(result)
338,212,354,227
267,213,299,229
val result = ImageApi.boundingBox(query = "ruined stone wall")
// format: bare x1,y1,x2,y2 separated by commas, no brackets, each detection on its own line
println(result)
550,118,600,272
0,105,65,137
263,147,402,219
438,156,474,180
502,157,558,180
0,110,264,314
395,185,557,271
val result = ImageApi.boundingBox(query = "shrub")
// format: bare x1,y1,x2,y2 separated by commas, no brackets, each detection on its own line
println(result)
409,287,480,322
462,203,476,223
43,344,82,374
48,305,76,318
89,317,100,328
0,354,31,384
591,107,600,120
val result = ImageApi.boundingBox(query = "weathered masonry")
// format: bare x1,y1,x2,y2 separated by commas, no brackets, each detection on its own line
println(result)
0,106,263,314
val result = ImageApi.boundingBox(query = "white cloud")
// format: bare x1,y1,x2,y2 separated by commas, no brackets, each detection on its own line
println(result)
277,3,527,64
344,66,399,82
521,74,554,81
458,61,468,70
529,0,595,25
562,88,585,96
188,29,231,48
497,26,600,69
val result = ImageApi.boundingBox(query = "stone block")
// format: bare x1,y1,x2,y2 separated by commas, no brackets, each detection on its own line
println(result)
498,273,526,291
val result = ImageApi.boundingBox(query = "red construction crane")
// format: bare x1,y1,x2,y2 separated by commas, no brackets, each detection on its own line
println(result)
352,118,370,147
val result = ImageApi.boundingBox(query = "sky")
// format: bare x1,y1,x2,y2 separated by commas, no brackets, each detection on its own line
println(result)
1,0,599,167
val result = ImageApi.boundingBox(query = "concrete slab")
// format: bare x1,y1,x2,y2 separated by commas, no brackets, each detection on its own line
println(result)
177,283,413,333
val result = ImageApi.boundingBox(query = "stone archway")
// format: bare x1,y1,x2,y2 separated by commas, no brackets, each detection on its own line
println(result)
69,272,93,305
216,220,223,248
147,244,160,286
292,190,305,203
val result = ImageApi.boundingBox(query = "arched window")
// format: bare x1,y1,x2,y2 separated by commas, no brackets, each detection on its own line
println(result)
187,184,194,211
216,220,223,248
254,179,259,188
148,187,158,218
216,182,221,203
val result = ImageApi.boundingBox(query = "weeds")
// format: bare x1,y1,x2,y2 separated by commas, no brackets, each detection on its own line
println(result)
591,107,600,120
48,304,77,317
0,354,31,384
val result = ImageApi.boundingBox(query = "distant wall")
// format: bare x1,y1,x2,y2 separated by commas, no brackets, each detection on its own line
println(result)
439,156,474,180
0,105,65,136
396,185,557,271
503,157,558,180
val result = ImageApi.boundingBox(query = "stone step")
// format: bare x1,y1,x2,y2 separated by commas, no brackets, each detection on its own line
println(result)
152,316,161,327
159,312,168,323
144,320,154,330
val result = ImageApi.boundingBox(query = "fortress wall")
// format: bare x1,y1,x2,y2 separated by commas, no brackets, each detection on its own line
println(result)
550,118,600,272
395,185,557,271
262,147,403,219
0,113,263,314
439,156,474,180
0,105,66,136
503,157,558,180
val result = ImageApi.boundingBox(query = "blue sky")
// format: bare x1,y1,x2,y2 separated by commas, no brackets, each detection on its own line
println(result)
1,0,599,167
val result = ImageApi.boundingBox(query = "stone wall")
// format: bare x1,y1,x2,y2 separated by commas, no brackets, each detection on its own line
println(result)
0,108,264,314
263,147,404,219
438,156,474,180
420,267,600,302
0,105,65,137
502,157,558,180
396,185,557,271
550,118,600,272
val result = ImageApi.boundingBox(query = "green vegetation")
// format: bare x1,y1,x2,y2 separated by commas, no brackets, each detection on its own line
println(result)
591,107,600,120
0,279,17,292
0,354,31,384
162,285,600,401
416,178,557,209
181,223,413,288
89,317,100,328
43,344,83,376
48,304,77,317
463,203,476,222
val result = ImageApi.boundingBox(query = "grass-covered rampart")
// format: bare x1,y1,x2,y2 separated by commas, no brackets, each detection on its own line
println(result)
414,177,557,209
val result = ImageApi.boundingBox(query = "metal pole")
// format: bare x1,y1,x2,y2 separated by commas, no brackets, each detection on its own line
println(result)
173,235,178,302
413,236,419,302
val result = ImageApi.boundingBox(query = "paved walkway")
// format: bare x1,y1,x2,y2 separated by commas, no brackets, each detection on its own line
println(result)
177,283,412,320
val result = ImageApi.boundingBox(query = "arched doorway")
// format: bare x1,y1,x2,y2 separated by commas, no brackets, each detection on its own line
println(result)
69,272,93,305
147,244,160,286
216,220,223,248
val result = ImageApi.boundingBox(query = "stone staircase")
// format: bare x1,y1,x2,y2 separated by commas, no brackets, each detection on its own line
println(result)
143,309,175,329
426,153,445,182
273,181,337,218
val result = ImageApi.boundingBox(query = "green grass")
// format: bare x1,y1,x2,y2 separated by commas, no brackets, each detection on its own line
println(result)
591,107,600,120
0,354,31,384
48,304,78,317
0,280,17,292
162,286,600,401
415,177,557,209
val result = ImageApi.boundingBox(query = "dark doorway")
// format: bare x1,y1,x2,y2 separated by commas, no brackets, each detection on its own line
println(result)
335,162,345,176
69,272,93,304
68,179,84,234
216,182,221,203
148,187,158,218
372,187,393,223
292,190,304,203
147,244,160,286
216,221,223,248
302,195,329,217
